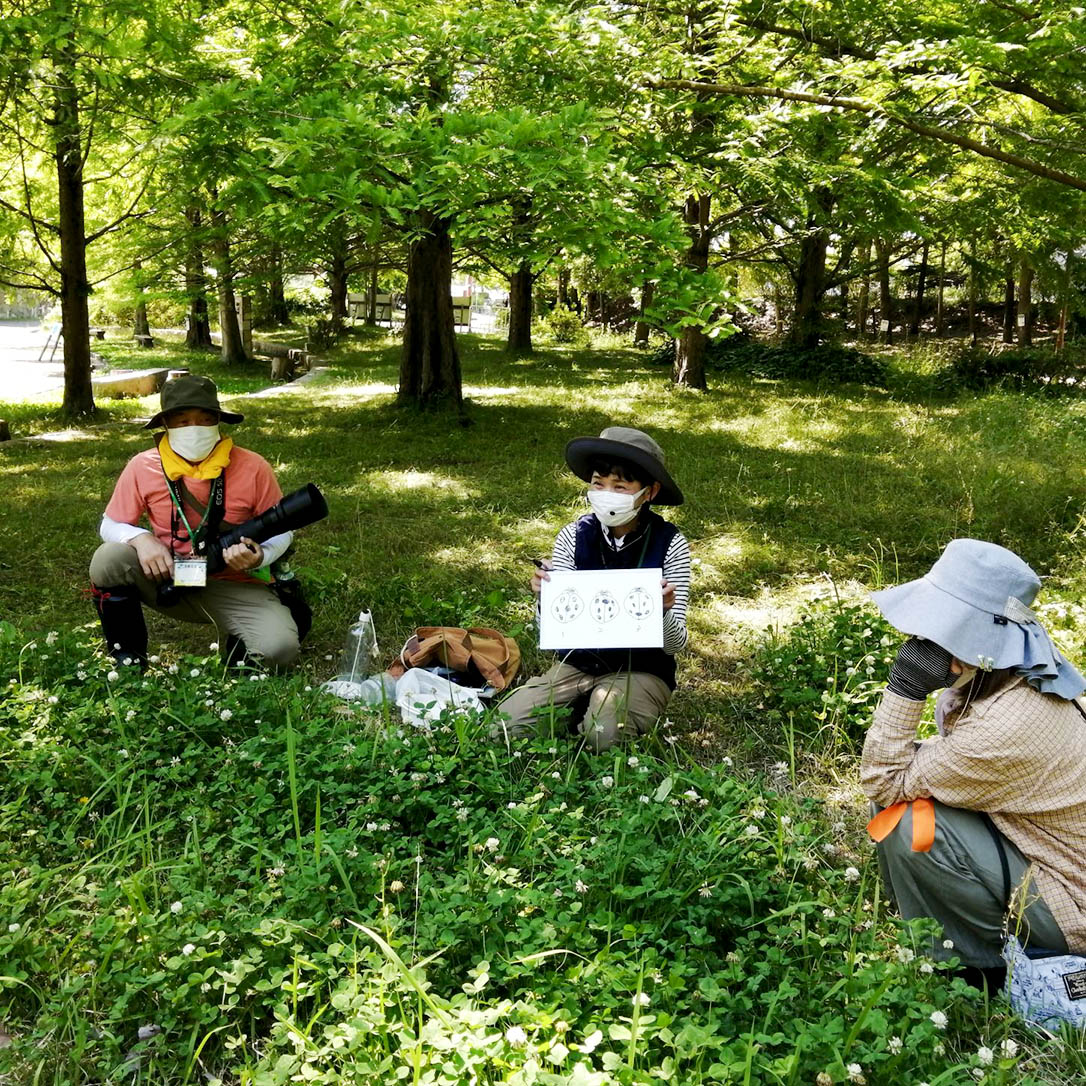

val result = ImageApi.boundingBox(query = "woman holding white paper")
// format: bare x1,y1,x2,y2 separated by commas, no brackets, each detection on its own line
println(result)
495,427,690,752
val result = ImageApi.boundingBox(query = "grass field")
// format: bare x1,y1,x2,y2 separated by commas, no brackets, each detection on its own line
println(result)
2,330,1086,1082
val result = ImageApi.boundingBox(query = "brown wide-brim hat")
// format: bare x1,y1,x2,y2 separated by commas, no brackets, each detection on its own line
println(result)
145,374,244,429
565,426,683,505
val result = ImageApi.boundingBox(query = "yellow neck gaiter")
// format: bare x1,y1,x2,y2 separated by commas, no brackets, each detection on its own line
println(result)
157,433,234,481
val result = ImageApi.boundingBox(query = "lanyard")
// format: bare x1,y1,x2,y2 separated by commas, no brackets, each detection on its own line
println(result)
601,520,653,568
164,474,224,556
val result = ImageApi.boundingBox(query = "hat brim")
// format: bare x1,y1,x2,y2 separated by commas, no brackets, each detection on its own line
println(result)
565,437,683,505
872,577,1032,671
144,406,244,429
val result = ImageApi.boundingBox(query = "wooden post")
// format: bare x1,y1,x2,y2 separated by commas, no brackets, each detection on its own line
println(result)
235,295,253,355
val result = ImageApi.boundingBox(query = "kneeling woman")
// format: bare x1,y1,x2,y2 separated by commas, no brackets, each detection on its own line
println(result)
861,538,1086,973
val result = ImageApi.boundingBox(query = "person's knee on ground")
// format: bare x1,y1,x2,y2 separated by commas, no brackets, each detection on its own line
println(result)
89,544,150,665
237,616,300,669
581,684,639,752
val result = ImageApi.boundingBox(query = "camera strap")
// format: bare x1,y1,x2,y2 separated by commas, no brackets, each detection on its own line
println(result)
163,471,226,558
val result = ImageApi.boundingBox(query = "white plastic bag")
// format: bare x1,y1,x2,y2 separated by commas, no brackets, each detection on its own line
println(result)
1005,936,1086,1030
395,667,486,729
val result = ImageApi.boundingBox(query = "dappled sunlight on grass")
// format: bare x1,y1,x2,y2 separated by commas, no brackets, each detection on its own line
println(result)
366,468,479,501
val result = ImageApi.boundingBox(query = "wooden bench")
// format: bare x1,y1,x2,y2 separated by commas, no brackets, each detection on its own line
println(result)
89,327,106,340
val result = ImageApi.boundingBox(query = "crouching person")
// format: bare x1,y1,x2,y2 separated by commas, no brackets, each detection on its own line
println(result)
495,427,690,752
861,539,1086,979
90,375,300,669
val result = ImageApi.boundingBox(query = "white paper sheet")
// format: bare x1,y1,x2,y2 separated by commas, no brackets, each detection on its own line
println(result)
539,567,664,650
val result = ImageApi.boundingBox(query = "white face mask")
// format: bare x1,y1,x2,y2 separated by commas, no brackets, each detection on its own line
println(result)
587,487,648,528
167,424,221,463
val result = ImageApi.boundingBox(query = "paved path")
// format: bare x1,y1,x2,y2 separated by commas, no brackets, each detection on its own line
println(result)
0,320,66,401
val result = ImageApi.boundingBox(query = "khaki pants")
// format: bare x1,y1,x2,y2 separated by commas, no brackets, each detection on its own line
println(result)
874,800,1067,968
90,542,299,666
494,662,671,753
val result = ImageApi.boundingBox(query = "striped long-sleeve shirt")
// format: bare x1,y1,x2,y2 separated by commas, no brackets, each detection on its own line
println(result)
550,519,691,655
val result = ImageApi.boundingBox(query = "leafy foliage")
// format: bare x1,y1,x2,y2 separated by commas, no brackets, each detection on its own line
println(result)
937,347,1086,394
0,625,1023,1084
751,599,900,753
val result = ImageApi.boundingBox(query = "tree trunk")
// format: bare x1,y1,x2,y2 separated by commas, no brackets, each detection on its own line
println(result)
507,263,533,353
366,261,378,325
184,206,213,349
634,280,654,347
789,229,828,348
1002,267,1015,343
856,238,871,340
399,212,462,410
132,258,150,339
875,238,894,345
328,245,348,327
935,240,946,338
210,207,248,364
672,193,710,390
788,189,834,349
268,244,290,325
557,267,570,309
1016,257,1034,347
968,238,979,347
909,240,929,337
54,37,94,418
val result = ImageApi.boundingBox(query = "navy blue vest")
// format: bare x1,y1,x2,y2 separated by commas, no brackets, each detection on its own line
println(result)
565,509,679,689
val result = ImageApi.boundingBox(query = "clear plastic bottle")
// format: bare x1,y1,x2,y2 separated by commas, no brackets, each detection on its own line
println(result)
338,609,378,683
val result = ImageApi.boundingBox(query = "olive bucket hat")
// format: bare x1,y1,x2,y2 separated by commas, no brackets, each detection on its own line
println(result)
871,538,1085,699
565,426,683,505
145,374,244,429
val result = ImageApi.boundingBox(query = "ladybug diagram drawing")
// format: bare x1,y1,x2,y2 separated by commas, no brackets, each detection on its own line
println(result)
539,567,665,651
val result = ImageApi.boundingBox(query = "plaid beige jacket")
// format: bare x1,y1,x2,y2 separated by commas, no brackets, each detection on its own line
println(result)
861,677,1086,954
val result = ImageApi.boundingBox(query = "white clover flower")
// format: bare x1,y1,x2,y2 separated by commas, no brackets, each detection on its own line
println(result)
942,939,954,949
181,943,196,956
77,669,87,680
627,756,639,767
847,1063,865,1083
844,866,861,882
189,668,200,678
816,1075,833,1086
345,846,358,858
389,880,405,893
930,1010,948,1029
168,664,179,674
47,695,59,705
821,842,837,855
575,879,588,894
699,884,712,898
170,901,183,915
683,789,699,801
920,962,934,975
896,946,915,963
999,1039,1018,1058
580,1029,602,1053
8,923,20,933
170,757,181,767
208,641,219,651
485,837,500,852
118,748,129,758
600,776,614,788
976,1046,994,1066
972,1071,985,1081
554,1020,569,1033
722,755,733,767
822,908,836,918
888,1035,903,1054
744,824,759,837
749,808,765,820
220,709,233,722
633,992,650,1007
505,1025,528,1046
107,670,120,682
267,866,285,879
550,771,561,780
46,631,58,645
148,655,159,664
779,815,792,827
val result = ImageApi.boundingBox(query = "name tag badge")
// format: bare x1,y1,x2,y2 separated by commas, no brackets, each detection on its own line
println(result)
173,558,208,587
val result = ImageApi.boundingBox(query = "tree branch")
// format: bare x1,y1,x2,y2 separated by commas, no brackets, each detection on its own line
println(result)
651,80,1086,192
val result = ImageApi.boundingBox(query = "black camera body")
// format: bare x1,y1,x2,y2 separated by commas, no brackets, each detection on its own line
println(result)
156,484,328,607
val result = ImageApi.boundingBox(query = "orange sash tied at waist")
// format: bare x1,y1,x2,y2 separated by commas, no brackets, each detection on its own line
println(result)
867,797,936,852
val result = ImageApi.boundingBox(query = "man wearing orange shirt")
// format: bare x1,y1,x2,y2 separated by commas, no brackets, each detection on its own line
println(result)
89,375,300,668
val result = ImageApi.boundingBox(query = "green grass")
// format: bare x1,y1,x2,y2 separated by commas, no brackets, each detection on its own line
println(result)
3,333,1086,1082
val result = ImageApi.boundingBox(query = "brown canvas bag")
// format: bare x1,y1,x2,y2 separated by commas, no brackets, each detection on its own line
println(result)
388,627,521,692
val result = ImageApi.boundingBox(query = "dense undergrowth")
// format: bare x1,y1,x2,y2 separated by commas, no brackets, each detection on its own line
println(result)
0,624,1050,1085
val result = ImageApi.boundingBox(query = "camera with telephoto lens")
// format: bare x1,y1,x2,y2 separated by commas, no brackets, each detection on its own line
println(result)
156,484,328,607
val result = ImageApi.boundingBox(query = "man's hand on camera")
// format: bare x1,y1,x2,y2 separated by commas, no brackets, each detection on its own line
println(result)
131,532,174,583
887,637,957,701
222,537,264,573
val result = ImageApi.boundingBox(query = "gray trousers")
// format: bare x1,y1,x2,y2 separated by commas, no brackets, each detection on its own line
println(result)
90,542,299,667
493,661,671,753
875,800,1067,968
